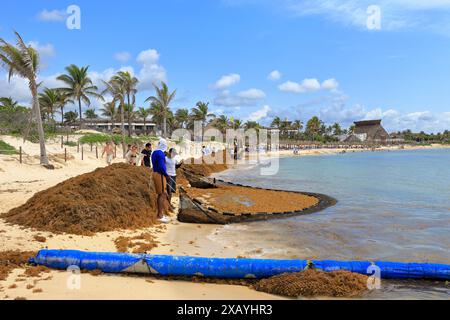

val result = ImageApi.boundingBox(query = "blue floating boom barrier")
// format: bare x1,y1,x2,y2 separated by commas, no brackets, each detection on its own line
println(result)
30,250,450,280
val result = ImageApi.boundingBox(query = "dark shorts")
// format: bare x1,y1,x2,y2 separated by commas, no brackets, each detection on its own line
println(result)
167,176,177,195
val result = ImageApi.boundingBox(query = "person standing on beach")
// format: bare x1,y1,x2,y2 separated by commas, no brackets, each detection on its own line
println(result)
125,145,139,166
141,143,153,168
152,138,170,223
101,142,115,166
165,148,182,203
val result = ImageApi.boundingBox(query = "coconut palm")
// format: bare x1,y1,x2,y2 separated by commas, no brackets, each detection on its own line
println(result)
57,64,102,123
0,97,19,110
244,121,261,131
149,101,165,131
38,88,59,121
55,90,73,125
136,107,151,135
145,81,176,138
271,116,282,129
190,101,215,134
213,115,230,133
64,111,78,125
175,108,189,129
123,103,136,134
102,78,126,155
84,108,98,120
100,101,117,131
0,32,49,166
113,71,138,137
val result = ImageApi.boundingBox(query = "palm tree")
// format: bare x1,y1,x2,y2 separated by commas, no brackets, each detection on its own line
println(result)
175,108,189,129
145,81,176,138
123,103,136,134
149,101,165,131
84,108,98,120
57,64,102,123
190,101,215,134
233,119,243,129
244,121,261,131
0,97,19,110
39,88,59,121
0,32,49,166
102,78,126,155
101,101,117,131
271,116,282,129
213,115,229,133
113,71,138,137
136,107,151,135
55,90,73,125
64,111,78,125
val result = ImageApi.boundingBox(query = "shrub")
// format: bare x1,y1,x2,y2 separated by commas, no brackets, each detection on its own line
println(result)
0,140,17,155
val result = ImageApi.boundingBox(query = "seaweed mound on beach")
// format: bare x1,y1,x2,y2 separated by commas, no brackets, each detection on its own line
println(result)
182,150,229,177
0,251,36,281
253,269,368,298
2,164,157,235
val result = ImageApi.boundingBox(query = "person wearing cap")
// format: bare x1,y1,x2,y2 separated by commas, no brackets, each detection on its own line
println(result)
165,148,183,203
151,138,170,223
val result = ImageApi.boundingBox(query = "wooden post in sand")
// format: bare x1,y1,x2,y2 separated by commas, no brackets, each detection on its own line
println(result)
61,136,64,149
95,146,98,159
114,145,117,159
19,146,22,164
77,141,79,153
81,146,84,160
65,148,67,162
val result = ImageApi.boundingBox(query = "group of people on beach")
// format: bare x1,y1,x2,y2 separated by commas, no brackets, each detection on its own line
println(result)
102,138,182,223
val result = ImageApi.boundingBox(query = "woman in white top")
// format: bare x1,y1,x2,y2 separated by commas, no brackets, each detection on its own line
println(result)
165,148,182,203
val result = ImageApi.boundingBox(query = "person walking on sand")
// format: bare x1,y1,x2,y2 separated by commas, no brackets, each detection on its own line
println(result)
152,138,170,223
141,143,153,169
101,141,115,166
166,148,183,203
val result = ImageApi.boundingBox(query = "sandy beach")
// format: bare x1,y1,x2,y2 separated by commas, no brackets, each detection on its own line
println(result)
1,135,449,300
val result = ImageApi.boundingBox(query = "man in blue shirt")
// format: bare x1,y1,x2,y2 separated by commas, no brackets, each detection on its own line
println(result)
151,138,170,223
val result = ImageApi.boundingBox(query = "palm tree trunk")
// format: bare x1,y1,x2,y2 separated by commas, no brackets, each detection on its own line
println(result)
61,106,64,125
120,102,126,157
163,104,167,138
127,94,132,137
78,98,82,126
31,82,50,166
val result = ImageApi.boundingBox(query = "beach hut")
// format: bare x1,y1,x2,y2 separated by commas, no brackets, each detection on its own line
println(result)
353,120,389,144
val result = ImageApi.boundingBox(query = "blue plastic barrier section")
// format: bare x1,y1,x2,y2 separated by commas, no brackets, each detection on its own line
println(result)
30,250,450,280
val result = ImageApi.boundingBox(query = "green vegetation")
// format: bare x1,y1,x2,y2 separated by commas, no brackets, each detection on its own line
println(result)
0,140,17,155
78,133,150,146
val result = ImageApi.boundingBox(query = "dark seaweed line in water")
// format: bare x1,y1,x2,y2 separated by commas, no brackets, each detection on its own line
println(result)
178,178,337,224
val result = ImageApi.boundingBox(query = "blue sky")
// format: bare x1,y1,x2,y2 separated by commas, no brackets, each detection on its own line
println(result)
1,0,450,133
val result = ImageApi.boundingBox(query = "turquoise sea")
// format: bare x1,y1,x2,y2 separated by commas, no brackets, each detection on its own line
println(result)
213,149,450,299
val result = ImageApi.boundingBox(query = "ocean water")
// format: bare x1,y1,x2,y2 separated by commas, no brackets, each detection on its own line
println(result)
212,149,450,299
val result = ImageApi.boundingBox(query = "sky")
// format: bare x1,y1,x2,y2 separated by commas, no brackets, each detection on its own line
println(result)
1,0,450,133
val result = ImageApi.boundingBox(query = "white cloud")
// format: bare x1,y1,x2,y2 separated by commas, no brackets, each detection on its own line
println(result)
214,87,266,107
248,105,271,122
321,78,339,90
136,49,167,90
268,70,282,81
213,73,241,90
237,88,266,99
37,9,67,22
279,78,339,93
114,52,131,63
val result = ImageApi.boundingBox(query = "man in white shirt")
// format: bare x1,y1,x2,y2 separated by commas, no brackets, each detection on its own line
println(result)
165,148,182,203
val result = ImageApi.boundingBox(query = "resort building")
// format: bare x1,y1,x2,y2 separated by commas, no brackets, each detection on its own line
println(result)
82,119,156,135
340,120,390,144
